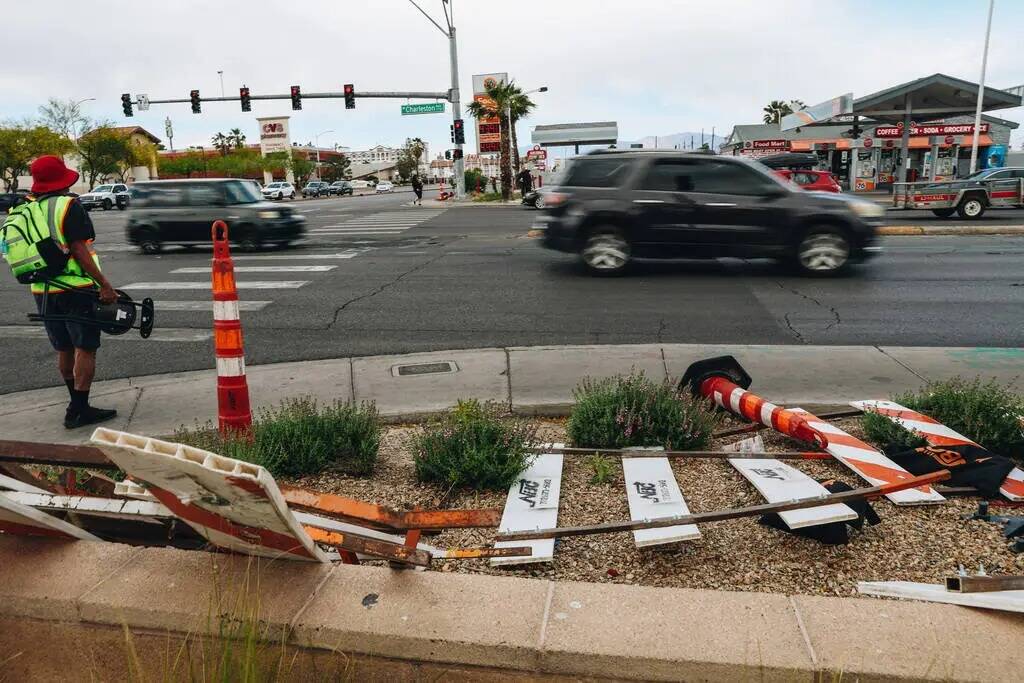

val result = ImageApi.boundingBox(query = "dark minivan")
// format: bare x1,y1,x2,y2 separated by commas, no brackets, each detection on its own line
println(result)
126,179,306,254
537,150,884,276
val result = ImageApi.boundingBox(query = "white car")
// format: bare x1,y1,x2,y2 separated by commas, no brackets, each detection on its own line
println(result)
261,182,295,200
375,181,394,193
79,183,130,211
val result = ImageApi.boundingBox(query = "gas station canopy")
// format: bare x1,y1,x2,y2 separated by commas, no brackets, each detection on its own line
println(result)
531,122,618,148
852,73,1021,123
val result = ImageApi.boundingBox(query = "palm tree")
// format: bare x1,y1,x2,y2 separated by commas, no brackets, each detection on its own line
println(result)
229,127,246,149
507,87,537,172
762,100,792,125
466,79,519,200
211,132,231,156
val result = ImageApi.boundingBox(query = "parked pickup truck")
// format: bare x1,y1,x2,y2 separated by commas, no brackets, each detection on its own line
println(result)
79,183,130,211
894,167,1024,219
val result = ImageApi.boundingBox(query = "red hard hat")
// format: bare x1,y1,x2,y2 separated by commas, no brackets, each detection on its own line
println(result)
30,155,80,194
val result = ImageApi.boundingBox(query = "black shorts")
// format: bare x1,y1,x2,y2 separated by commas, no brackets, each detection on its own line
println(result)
34,290,101,352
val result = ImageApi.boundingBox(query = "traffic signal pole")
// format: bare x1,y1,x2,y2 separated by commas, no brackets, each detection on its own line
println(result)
142,90,449,106
448,26,465,199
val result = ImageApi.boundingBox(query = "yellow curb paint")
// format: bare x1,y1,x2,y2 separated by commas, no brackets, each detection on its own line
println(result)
877,225,1024,236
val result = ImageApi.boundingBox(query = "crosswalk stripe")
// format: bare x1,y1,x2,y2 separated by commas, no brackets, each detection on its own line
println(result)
311,228,405,233
170,266,336,273
0,325,212,342
158,301,272,311
122,281,309,290
231,252,361,260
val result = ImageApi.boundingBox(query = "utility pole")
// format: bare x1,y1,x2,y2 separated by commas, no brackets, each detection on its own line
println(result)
969,0,995,174
165,117,174,153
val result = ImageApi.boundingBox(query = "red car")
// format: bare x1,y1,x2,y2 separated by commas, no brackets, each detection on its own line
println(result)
774,169,842,193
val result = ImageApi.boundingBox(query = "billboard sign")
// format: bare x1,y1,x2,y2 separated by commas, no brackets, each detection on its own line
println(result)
780,93,853,131
873,122,989,138
472,72,507,155
257,116,291,155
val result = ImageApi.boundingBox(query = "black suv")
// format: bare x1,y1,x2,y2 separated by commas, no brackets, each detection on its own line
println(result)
537,150,884,276
126,179,306,254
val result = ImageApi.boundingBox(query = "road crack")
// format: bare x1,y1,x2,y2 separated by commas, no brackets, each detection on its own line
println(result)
776,282,841,332
656,318,667,343
326,252,447,330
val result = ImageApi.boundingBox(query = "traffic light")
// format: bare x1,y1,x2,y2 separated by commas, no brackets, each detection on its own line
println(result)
121,93,133,117
344,83,355,109
453,119,465,145
240,86,251,112
445,150,451,160
450,124,455,143
452,148,463,160
290,85,302,110
190,89,201,114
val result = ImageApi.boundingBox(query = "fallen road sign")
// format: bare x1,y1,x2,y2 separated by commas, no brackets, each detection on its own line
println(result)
492,453,563,566
724,435,857,529
0,491,100,540
858,580,1024,614
622,456,701,547
495,470,950,542
852,399,1024,501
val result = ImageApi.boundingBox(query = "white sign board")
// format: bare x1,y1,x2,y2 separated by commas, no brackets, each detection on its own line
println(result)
492,453,562,566
622,457,700,547
136,94,150,111
257,116,292,155
724,435,857,529
780,93,853,131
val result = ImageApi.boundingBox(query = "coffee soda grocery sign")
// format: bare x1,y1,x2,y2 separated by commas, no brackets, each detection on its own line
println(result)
874,123,989,138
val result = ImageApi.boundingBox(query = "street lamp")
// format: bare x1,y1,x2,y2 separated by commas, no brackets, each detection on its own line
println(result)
314,129,334,180
71,97,96,141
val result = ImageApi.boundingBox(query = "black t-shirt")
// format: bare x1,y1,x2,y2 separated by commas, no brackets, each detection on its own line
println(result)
35,193,94,243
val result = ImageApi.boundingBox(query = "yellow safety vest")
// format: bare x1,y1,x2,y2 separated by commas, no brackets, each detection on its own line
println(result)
3,195,101,294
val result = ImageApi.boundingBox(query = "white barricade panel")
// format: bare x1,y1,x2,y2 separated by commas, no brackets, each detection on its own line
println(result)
853,399,1024,502
622,457,700,547
91,428,329,562
792,409,945,505
724,435,856,529
492,453,562,566
858,581,1024,614
0,492,99,540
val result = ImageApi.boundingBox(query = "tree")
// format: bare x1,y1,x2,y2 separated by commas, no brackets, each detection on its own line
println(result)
38,98,90,140
290,151,315,187
320,154,351,182
228,128,246,149
507,87,537,172
211,132,231,156
158,151,208,178
76,125,150,186
466,79,519,200
207,148,263,179
0,121,73,191
762,99,806,125
395,137,425,182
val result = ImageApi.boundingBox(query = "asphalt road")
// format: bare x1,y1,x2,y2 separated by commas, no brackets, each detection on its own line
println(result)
2,192,1023,394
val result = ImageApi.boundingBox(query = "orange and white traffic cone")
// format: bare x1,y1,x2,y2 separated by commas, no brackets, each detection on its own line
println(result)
211,220,252,435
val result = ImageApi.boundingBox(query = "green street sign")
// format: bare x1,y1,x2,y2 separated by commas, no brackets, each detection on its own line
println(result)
401,102,445,115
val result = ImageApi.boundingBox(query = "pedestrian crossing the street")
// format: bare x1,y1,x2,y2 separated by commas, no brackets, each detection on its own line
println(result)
309,209,445,237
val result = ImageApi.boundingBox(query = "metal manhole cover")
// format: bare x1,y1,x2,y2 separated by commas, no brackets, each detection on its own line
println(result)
392,361,458,377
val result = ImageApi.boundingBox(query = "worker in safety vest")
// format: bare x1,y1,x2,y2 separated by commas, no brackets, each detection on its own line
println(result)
2,156,119,429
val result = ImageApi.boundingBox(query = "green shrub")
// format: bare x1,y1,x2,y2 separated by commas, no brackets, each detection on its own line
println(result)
175,397,381,478
567,373,720,450
861,410,927,453
890,377,1024,461
587,454,616,485
413,400,537,491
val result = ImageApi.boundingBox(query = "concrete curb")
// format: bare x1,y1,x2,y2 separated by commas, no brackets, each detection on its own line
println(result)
878,224,1024,235
1,536,1021,681
2,344,1022,445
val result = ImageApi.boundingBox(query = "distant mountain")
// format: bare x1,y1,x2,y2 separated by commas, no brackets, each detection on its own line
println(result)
624,132,728,150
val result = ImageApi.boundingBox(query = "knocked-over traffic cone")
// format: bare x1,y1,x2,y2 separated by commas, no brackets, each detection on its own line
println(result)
679,356,827,448
211,220,252,434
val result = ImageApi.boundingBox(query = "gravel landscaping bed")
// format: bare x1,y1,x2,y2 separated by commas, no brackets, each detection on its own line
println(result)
289,417,1024,596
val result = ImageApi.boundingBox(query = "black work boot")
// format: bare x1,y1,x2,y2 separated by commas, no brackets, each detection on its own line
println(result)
64,405,118,430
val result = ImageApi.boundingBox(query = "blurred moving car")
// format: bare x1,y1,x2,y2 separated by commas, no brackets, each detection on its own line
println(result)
126,179,306,254
262,181,296,200
301,181,331,198
522,188,547,209
329,180,354,196
375,181,394,193
79,183,130,211
775,169,842,193
536,150,883,277
0,189,30,212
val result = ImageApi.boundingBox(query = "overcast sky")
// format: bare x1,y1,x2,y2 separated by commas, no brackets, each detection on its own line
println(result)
3,0,1022,157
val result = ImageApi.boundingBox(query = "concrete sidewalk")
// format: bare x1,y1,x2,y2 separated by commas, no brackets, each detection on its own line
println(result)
3,344,1022,445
